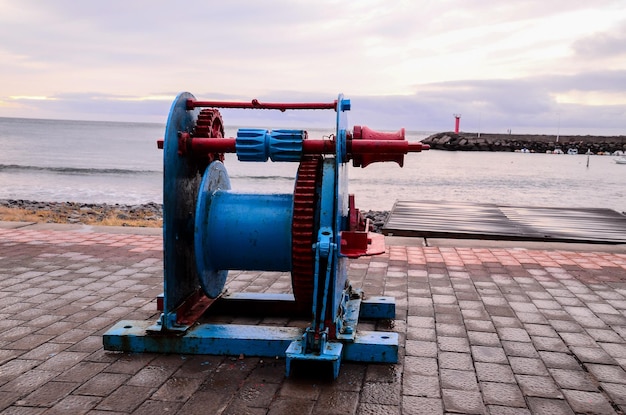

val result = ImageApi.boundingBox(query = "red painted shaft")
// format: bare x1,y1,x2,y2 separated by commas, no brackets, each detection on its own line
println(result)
187,137,428,156
187,99,337,112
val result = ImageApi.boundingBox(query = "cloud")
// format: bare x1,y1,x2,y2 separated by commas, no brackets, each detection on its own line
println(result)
572,19,626,59
1,0,626,135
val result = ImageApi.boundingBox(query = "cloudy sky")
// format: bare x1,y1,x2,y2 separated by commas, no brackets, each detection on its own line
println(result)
1,0,625,135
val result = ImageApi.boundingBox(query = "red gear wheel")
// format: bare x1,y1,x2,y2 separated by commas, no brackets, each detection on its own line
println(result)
291,156,322,310
194,109,225,162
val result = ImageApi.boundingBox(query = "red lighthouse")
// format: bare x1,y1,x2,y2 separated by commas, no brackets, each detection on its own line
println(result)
453,114,461,134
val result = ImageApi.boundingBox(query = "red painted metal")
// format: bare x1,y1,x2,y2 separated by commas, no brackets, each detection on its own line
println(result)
187,98,337,112
341,194,385,258
174,289,219,326
291,157,323,311
352,126,420,167
454,114,461,133
181,134,429,161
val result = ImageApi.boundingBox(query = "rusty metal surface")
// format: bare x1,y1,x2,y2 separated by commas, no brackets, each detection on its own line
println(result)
383,200,626,244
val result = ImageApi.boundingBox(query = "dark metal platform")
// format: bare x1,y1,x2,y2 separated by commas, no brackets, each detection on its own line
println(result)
383,200,626,244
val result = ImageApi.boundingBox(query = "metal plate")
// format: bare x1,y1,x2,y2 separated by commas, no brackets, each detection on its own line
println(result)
163,92,205,320
194,161,231,298
384,200,626,244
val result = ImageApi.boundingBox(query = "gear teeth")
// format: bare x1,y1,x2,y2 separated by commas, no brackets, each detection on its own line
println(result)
291,157,322,308
193,109,225,162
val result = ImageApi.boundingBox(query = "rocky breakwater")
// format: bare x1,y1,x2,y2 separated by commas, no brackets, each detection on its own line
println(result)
422,132,626,154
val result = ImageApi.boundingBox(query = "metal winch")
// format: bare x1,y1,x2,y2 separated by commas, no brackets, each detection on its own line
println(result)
103,92,428,378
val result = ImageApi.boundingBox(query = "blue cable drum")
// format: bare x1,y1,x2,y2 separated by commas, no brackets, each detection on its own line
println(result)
194,163,293,297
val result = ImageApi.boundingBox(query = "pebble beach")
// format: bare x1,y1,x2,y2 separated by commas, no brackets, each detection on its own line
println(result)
0,199,390,231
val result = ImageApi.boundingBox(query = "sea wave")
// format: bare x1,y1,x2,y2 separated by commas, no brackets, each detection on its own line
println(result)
0,164,160,175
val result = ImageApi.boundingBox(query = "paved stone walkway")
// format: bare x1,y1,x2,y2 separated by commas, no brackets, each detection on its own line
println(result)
1,223,625,414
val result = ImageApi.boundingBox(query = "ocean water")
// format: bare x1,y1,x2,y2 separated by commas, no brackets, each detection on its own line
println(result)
0,117,624,213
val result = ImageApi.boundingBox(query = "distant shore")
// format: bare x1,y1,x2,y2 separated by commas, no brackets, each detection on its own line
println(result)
422,132,626,153
0,199,390,231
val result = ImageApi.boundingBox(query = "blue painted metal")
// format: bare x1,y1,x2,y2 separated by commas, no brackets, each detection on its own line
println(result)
343,331,398,363
360,296,396,319
103,319,396,364
104,320,302,356
236,129,269,161
103,91,400,380
161,92,204,332
235,128,304,162
285,331,342,379
194,161,231,298
195,190,293,274
268,130,304,161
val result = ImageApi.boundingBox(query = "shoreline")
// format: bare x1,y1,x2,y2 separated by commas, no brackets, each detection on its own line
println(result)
0,199,163,228
0,199,390,231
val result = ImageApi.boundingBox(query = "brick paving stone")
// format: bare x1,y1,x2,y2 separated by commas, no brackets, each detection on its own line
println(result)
0,369,59,393
486,405,531,415
95,385,155,412
19,381,79,407
361,381,401,405
357,404,398,415
599,342,626,359
548,319,583,332
492,316,523,328
562,389,617,414
549,368,599,391
464,319,496,333
481,382,525,407
131,400,183,415
515,374,563,399
438,352,473,371
468,331,501,346
497,327,532,342
585,363,626,383
559,331,597,347
402,373,440,398
44,394,102,415
440,368,479,391
438,335,470,353
405,340,437,357
475,362,516,383
471,345,508,364
435,323,466,337
3,227,626,414
0,359,40,385
509,356,549,376
403,356,438,376
441,389,486,414
531,336,569,352
75,372,130,396
406,327,436,341
501,340,540,358
538,351,582,370
600,382,626,404
150,376,204,402
401,396,442,415
526,397,575,414
571,346,618,364
311,390,360,414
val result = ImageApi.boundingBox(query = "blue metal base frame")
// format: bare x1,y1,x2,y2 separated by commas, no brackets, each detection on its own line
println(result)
103,294,398,378
103,321,397,366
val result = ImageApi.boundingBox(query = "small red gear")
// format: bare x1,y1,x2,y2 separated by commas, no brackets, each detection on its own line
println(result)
194,109,225,162
291,156,322,310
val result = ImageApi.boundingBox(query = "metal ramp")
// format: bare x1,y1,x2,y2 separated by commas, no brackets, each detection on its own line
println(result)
383,201,626,244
